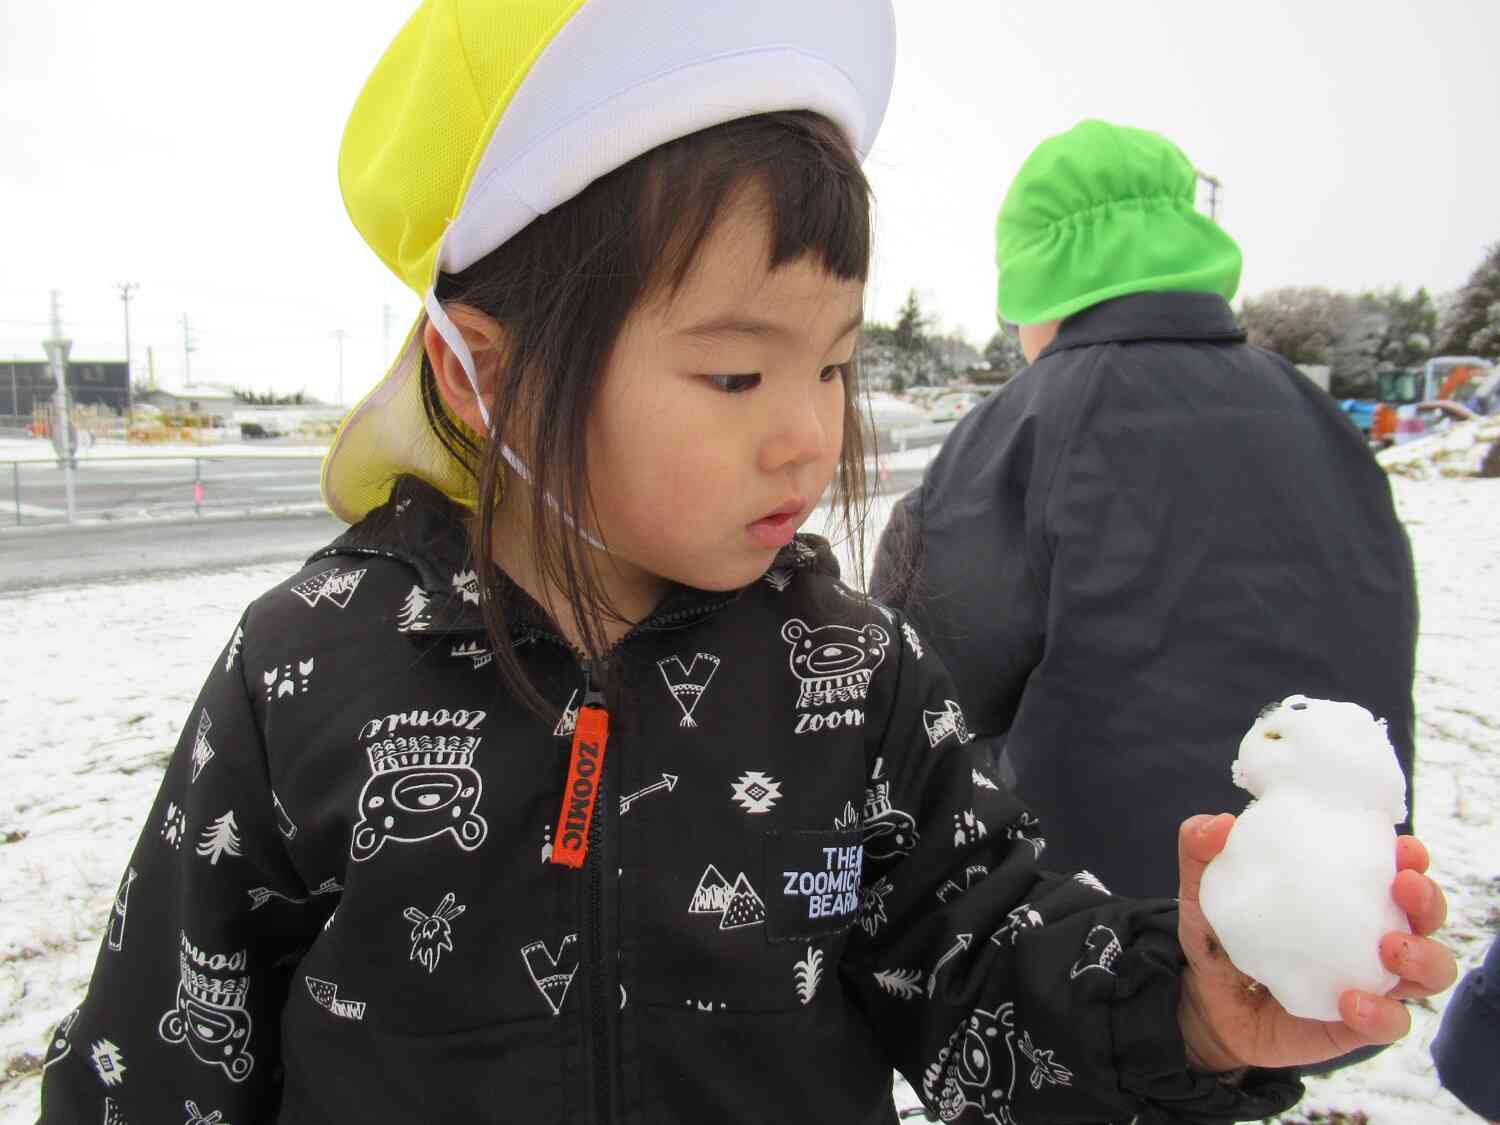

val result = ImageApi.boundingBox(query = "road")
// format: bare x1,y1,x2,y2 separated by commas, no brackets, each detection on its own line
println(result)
0,451,325,525
0,463,929,592
0,510,346,593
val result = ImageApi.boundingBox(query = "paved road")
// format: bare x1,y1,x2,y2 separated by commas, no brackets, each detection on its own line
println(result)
0,511,346,593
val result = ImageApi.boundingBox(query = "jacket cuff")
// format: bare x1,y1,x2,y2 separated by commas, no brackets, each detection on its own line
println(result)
1112,909,1304,1123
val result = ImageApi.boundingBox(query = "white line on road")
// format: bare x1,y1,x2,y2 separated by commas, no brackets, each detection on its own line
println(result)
8,502,66,518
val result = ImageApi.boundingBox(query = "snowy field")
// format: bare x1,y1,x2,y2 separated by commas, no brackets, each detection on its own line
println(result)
1,468,1497,1122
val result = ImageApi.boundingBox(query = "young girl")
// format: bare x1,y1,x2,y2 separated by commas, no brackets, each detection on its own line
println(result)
38,2,1452,1122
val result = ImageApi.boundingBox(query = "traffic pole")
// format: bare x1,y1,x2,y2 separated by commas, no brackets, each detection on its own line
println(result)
117,282,138,430
43,290,76,523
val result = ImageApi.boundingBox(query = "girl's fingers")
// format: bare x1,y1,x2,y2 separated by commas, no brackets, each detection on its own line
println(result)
1339,989,1412,1044
1391,869,1447,935
1395,835,1429,875
1380,932,1458,997
1178,813,1234,875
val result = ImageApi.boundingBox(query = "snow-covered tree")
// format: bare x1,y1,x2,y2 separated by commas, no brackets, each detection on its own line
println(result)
1437,242,1500,357
891,291,943,387
1327,287,1439,397
1238,287,1350,365
1470,300,1500,359
1240,286,1438,397
1327,300,1390,398
930,332,981,380
982,329,1027,382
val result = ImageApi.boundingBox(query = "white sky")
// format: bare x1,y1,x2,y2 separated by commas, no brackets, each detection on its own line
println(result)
2,0,1497,403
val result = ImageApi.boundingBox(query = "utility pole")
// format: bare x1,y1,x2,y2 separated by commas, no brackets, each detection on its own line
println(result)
1196,170,1222,222
8,356,18,419
116,281,138,422
181,314,197,387
43,290,77,522
333,328,348,406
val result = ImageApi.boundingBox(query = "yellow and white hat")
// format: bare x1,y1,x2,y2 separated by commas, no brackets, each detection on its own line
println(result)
323,0,898,523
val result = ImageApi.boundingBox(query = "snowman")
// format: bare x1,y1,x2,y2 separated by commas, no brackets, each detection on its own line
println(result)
1199,695,1409,1020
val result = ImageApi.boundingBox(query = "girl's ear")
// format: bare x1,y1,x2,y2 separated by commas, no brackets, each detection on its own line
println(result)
424,304,507,435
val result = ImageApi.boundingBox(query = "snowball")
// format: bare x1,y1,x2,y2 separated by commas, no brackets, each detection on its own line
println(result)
1199,695,1409,1021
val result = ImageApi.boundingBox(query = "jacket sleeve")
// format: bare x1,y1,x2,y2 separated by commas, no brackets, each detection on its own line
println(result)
38,614,323,1125
868,422,1048,750
1430,936,1500,1120
841,611,1303,1124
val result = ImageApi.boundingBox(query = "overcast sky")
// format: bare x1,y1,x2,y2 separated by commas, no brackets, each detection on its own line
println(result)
2,1,1497,404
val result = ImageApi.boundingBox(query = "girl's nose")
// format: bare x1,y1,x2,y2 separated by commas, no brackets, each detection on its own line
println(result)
759,388,833,473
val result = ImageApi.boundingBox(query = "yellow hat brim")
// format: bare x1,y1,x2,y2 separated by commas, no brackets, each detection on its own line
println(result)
320,315,480,524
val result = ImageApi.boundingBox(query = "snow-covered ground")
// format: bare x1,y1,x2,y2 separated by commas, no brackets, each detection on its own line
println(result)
1,470,1496,1123
1379,416,1500,480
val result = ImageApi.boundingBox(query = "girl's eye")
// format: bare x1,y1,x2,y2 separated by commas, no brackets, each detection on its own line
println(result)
821,363,852,383
707,374,761,394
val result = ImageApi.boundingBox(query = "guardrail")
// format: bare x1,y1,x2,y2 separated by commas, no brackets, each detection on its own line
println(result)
888,420,957,451
2,450,328,528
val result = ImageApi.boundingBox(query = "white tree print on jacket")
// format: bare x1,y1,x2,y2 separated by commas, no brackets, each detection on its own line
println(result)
196,812,242,865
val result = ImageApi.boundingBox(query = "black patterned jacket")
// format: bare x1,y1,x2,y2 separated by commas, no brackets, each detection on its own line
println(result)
37,475,1301,1124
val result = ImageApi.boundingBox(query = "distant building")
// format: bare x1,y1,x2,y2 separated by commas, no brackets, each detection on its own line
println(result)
2,359,129,417
139,383,241,422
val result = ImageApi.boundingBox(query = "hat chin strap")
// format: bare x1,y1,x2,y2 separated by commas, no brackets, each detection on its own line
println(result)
425,291,606,552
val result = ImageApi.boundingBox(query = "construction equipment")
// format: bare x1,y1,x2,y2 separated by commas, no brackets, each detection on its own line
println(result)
1344,356,1496,448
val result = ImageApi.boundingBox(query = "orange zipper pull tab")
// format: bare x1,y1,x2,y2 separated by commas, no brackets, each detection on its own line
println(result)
550,667,609,870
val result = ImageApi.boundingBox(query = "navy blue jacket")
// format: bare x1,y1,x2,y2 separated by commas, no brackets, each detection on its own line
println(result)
872,291,1418,899
1432,936,1500,1119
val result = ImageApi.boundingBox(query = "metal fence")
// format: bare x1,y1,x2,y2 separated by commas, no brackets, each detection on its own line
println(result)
2,452,327,528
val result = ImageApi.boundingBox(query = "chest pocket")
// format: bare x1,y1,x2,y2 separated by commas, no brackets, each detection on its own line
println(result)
638,818,868,1016
761,828,865,943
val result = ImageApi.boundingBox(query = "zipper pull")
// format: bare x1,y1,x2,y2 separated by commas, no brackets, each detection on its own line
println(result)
550,663,610,870
581,659,607,709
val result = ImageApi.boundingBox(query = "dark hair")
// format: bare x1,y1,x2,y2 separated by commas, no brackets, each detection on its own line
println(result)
419,110,874,717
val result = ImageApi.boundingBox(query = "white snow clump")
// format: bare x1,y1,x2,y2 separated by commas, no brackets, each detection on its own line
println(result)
1199,694,1409,1021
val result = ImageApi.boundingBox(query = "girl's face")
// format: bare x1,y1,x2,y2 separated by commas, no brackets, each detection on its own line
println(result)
585,191,863,604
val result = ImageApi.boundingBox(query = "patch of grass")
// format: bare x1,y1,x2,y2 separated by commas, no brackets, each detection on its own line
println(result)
2,1051,43,1083
1,932,82,966
1266,1111,1369,1125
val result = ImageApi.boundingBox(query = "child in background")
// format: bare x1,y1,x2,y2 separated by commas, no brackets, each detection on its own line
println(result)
37,2,1454,1122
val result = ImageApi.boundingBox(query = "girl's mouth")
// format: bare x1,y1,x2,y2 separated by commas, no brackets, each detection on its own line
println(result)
748,501,804,549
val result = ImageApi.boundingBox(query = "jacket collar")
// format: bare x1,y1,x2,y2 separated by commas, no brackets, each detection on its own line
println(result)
308,474,839,638
1036,290,1246,361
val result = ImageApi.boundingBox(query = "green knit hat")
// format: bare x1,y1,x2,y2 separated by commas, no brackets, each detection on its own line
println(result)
994,119,1242,325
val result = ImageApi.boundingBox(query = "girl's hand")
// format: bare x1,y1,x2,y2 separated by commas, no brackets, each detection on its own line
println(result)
1173,813,1457,1073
